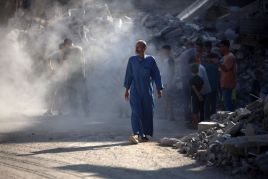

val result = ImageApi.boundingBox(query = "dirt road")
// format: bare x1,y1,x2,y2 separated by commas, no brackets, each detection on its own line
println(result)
0,113,233,179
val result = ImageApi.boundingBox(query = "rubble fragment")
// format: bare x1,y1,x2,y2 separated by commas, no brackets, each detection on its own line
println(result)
160,98,268,176
159,137,181,147
198,121,218,132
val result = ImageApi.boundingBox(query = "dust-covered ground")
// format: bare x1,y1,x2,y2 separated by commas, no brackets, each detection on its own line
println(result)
0,113,234,179
0,0,239,178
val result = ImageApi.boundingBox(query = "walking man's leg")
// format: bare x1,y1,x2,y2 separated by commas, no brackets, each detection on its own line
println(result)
129,96,143,144
141,97,154,137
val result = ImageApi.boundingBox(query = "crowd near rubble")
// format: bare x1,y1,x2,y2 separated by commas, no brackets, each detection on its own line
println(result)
153,0,268,177
138,0,268,108
1,0,268,176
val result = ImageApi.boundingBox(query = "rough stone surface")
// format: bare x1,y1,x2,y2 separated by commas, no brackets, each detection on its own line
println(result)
198,122,219,132
159,137,181,147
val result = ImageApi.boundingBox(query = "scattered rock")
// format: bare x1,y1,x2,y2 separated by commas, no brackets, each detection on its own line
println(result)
160,99,268,176
174,141,185,149
159,137,181,147
198,121,219,132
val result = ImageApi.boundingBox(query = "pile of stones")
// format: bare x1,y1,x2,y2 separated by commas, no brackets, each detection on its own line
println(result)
160,97,268,176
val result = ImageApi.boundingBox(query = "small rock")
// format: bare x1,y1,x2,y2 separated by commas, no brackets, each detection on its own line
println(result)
196,150,207,162
174,141,185,149
233,108,251,122
198,122,219,132
159,137,181,147
225,121,244,137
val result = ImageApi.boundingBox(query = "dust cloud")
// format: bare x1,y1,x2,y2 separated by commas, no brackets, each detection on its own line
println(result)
0,0,156,120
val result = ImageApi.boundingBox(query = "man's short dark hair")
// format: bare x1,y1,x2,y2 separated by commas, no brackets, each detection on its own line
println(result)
204,41,212,48
162,45,171,50
64,38,72,45
190,64,199,74
220,40,230,48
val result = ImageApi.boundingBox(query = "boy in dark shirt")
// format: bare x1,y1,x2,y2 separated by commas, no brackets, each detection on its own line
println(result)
189,64,204,128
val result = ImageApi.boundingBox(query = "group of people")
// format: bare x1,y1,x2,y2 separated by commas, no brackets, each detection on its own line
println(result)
44,38,89,116
180,39,237,128
43,38,237,143
124,39,237,144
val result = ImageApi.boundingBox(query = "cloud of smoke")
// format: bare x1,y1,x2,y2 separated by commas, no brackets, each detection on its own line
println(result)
0,28,48,117
0,0,153,119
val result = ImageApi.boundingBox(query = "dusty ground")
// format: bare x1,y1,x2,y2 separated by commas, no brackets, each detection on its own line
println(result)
0,112,236,179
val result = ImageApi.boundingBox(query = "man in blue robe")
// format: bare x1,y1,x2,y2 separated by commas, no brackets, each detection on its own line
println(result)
124,40,163,144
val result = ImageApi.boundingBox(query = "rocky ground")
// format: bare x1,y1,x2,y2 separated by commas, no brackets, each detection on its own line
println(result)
0,113,235,179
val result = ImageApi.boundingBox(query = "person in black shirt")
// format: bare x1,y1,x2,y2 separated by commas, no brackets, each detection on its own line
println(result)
189,64,204,128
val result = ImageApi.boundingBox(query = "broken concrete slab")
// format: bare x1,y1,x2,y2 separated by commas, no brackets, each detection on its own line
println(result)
159,137,181,147
196,149,207,162
224,135,268,156
225,121,244,137
174,141,185,149
198,121,218,132
233,108,251,122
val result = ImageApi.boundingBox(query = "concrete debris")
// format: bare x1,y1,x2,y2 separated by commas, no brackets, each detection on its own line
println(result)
160,98,268,176
140,4,268,108
148,0,268,176
198,121,218,132
159,137,181,147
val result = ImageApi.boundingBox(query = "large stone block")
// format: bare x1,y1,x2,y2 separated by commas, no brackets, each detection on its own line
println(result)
224,135,268,156
198,122,218,132
159,137,181,147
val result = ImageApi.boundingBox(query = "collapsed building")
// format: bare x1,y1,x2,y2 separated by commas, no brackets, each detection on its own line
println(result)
152,0,268,177
140,0,268,108
160,98,268,176
1,0,268,175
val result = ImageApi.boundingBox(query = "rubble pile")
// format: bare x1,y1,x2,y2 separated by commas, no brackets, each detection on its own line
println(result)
160,97,268,176
140,13,217,56
139,4,268,107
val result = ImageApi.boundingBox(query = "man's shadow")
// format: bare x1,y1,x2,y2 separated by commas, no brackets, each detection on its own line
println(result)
18,142,132,156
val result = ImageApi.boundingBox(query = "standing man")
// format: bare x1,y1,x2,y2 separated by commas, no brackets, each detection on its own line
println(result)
189,63,204,127
179,39,211,122
160,45,175,121
124,40,163,144
202,41,219,120
44,43,65,116
219,40,236,111
63,38,90,116
179,45,196,121
189,56,211,122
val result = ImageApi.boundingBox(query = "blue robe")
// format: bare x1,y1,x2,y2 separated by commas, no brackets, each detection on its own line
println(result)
124,55,163,136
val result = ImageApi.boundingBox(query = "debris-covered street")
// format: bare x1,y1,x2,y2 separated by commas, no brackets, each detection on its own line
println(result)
0,0,268,178
0,115,230,179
